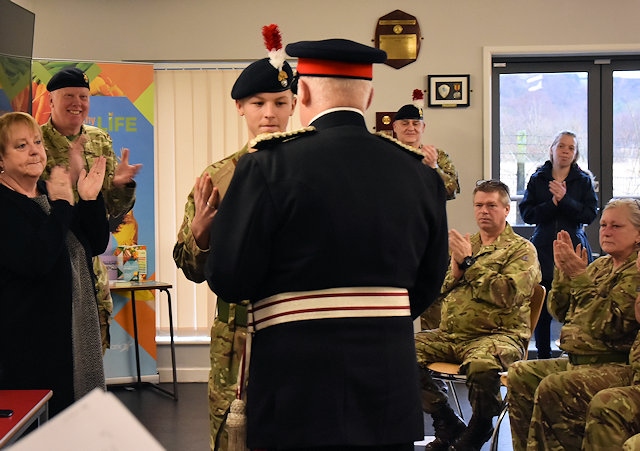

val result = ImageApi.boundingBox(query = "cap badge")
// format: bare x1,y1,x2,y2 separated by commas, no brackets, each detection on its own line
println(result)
278,70,289,87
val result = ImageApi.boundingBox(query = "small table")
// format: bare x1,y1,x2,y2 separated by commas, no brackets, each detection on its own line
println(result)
0,389,52,448
109,281,178,400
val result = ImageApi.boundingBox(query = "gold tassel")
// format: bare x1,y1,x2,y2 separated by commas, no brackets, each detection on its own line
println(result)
226,398,248,451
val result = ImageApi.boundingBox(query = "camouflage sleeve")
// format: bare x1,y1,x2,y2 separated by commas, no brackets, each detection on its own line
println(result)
547,267,572,322
459,239,541,309
550,256,640,344
173,153,243,283
436,149,460,200
173,185,209,283
631,331,640,384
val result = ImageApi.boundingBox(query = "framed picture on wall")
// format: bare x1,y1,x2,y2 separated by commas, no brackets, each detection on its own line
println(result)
427,74,470,108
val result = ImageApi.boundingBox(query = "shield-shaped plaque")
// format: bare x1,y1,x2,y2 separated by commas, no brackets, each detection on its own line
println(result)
374,10,421,70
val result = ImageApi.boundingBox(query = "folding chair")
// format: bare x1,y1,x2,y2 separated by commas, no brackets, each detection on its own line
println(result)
425,284,546,427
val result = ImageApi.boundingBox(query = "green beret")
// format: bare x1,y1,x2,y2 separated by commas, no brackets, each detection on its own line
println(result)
47,67,90,92
231,58,294,100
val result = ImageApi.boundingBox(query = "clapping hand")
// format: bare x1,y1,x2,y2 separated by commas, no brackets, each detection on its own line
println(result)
77,156,107,200
549,180,567,205
112,148,142,188
553,230,588,277
46,166,75,205
191,173,220,250
421,145,439,169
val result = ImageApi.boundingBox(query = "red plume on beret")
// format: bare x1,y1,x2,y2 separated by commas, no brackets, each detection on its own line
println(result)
412,88,425,108
262,24,285,72
262,24,283,52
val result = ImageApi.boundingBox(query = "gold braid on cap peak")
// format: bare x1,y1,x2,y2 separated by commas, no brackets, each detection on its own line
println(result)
375,132,425,160
250,126,317,150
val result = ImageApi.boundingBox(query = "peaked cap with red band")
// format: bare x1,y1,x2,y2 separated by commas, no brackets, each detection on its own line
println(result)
286,38,387,80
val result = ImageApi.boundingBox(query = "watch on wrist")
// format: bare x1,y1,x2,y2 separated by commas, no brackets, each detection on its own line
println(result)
458,255,476,271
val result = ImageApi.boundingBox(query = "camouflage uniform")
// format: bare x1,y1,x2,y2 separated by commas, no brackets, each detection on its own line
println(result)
415,223,541,421
582,332,640,450
434,148,460,201
419,150,458,330
508,251,640,451
41,120,136,352
173,145,249,451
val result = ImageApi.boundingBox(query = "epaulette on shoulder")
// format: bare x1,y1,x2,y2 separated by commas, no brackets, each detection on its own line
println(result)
374,132,424,161
250,126,317,151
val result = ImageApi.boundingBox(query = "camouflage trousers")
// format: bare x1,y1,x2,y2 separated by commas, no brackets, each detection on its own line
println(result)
93,257,113,354
584,384,640,450
209,312,247,451
507,357,633,451
415,329,524,416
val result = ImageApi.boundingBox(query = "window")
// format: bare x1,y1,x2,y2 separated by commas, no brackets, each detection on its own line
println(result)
492,56,640,253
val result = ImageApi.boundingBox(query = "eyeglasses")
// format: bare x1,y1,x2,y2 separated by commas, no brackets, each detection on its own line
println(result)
475,179,510,196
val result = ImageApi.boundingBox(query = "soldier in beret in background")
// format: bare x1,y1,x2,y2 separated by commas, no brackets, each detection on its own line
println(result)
205,37,449,451
173,24,296,451
41,67,142,354
391,90,460,333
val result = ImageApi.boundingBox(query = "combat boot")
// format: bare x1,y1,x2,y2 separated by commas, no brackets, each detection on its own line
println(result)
424,404,467,451
447,414,493,451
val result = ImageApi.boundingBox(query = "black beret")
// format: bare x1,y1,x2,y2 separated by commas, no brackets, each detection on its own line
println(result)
231,58,294,100
46,67,90,92
394,104,423,121
286,38,387,80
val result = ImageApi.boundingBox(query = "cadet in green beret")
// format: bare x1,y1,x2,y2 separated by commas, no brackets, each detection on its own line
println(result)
172,24,296,451
41,66,142,354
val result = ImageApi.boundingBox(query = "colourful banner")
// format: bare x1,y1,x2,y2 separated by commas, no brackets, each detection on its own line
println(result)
0,53,31,114
32,60,156,382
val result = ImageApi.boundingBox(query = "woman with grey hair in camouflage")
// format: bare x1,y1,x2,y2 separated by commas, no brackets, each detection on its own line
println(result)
508,198,640,451
582,251,640,450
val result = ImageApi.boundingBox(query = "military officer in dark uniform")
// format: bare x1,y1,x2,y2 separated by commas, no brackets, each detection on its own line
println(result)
205,38,449,451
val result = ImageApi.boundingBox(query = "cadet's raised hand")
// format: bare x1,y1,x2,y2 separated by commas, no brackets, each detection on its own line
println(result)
191,173,220,250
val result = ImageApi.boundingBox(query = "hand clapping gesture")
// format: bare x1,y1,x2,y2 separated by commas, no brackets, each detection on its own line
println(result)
449,228,473,279
420,144,439,169
112,147,142,188
77,156,107,200
549,179,567,205
553,229,588,278
190,173,220,249
46,166,75,205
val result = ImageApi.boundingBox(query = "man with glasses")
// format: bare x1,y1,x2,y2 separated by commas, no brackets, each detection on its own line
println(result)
415,180,541,451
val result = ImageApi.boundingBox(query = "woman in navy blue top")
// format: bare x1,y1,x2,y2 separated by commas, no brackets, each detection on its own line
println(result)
519,130,598,359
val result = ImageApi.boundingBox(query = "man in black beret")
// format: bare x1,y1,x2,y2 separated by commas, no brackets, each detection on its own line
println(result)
205,38,449,451
40,66,142,355
173,24,296,451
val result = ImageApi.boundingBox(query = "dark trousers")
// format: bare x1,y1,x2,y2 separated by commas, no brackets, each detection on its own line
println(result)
534,297,552,359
